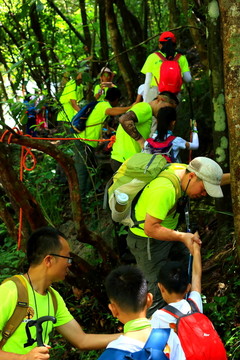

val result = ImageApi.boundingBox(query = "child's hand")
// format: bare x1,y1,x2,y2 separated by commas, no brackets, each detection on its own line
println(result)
192,236,201,255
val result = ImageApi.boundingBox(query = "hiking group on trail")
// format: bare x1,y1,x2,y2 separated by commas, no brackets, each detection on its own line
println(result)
1,30,231,360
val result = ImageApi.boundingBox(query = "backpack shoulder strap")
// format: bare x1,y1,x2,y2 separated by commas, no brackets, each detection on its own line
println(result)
144,328,170,349
0,275,29,349
132,169,181,228
155,52,166,61
162,304,184,319
157,172,182,214
98,348,131,360
173,53,182,61
187,298,200,313
48,287,58,315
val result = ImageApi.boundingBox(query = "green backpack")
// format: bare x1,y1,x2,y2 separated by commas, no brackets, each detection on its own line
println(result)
108,153,182,227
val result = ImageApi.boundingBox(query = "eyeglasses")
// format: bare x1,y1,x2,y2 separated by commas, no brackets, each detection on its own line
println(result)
49,253,73,264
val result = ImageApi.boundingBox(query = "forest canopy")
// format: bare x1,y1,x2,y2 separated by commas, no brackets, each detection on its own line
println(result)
0,0,240,359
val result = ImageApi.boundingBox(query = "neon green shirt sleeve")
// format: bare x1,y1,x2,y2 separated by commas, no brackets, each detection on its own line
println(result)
74,101,112,147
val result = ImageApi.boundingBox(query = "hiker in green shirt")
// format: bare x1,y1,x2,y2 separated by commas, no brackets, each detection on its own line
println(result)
57,73,84,130
94,67,116,102
110,93,178,172
0,227,120,359
74,87,132,198
127,157,230,316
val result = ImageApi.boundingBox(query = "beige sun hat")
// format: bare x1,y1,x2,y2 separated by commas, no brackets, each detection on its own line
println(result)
187,157,223,198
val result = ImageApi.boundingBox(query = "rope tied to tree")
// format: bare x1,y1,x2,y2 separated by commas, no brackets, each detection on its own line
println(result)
0,128,116,249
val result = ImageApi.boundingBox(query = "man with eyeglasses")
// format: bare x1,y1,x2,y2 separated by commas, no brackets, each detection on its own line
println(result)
0,227,120,360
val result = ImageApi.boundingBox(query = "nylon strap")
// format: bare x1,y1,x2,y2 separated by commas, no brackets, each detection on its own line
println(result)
132,171,182,229
0,275,58,349
0,275,29,349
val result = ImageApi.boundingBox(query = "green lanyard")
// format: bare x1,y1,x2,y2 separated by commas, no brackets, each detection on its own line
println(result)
123,318,151,333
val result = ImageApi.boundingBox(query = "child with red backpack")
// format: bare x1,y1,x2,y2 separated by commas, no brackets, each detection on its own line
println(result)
143,106,199,163
151,242,227,360
141,31,192,102
98,265,186,360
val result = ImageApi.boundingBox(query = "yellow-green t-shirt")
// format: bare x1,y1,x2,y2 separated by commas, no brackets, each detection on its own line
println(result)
130,164,187,237
94,84,117,101
74,101,111,148
111,102,152,163
0,276,73,354
57,80,84,122
141,52,190,87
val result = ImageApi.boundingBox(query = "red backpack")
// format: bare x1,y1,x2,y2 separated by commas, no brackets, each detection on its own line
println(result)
146,135,176,163
155,52,182,94
162,299,227,360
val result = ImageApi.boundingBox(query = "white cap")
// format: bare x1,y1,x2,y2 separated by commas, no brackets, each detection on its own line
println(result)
100,67,112,75
187,157,223,198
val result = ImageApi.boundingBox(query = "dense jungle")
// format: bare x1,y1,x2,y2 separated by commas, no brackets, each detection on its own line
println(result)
0,0,239,359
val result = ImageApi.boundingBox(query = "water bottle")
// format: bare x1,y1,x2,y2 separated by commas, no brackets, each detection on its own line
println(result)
114,190,129,212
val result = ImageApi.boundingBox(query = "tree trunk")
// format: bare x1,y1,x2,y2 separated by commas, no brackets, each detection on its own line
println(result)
0,191,19,243
181,0,208,67
113,0,146,69
168,0,181,29
29,2,51,93
206,0,232,226
0,130,118,266
47,0,86,44
79,0,92,52
0,143,48,233
142,0,149,40
98,0,108,61
105,0,136,101
218,0,240,260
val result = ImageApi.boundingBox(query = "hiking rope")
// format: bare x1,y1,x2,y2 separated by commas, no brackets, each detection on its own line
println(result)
0,128,116,249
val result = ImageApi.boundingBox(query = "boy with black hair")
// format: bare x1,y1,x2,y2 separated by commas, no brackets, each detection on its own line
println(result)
151,241,202,329
98,265,186,360
151,242,227,360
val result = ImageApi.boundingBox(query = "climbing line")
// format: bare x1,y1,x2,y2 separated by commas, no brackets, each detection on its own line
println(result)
0,128,116,249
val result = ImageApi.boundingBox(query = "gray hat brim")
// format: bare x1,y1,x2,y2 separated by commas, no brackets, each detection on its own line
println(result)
203,180,223,198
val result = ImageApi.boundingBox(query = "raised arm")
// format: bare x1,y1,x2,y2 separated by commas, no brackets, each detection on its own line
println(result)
56,319,120,350
144,213,201,254
185,121,199,150
119,111,145,149
182,71,192,83
220,173,230,186
191,241,202,293
143,72,152,102
70,99,81,112
105,105,131,117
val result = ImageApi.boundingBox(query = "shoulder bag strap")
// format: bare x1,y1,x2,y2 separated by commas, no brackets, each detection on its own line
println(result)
48,287,58,316
161,304,184,319
0,275,29,349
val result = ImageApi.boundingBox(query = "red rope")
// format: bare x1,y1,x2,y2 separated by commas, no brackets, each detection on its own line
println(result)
0,129,116,249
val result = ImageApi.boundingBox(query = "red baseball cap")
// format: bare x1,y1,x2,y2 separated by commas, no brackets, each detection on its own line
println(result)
159,31,176,43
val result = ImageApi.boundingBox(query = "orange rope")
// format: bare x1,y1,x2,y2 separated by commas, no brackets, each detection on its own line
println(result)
0,128,116,249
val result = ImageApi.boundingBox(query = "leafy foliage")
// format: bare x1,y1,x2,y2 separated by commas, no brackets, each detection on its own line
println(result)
0,224,26,283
